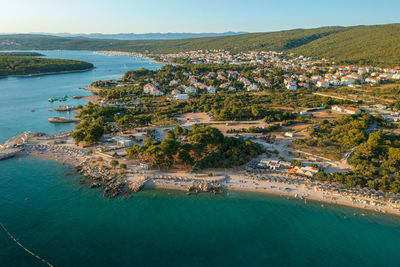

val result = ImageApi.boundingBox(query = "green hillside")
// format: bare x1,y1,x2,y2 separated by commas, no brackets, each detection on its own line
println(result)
1,23,399,66
0,56,94,77
115,27,346,53
291,24,400,66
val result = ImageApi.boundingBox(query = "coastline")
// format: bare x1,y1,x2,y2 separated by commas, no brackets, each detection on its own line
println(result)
0,67,95,79
11,147,400,217
94,50,166,65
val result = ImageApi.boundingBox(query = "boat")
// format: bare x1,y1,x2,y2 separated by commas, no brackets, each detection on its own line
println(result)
31,109,35,112
72,95,84,99
48,95,68,103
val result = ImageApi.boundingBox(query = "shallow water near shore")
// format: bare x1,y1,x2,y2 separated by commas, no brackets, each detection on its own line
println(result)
1,157,400,266
1,51,400,266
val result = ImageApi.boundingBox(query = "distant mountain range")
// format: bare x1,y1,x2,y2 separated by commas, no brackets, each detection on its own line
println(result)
34,32,248,40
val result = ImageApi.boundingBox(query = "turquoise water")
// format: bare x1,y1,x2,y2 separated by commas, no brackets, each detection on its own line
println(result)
1,51,400,266
1,157,400,266
0,50,162,143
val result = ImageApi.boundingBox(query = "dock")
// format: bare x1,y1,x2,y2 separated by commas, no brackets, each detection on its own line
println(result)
48,117,80,123
0,148,21,160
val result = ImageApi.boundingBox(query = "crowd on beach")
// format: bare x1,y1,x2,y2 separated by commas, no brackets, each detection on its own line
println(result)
2,131,400,216
242,168,400,213
24,144,87,164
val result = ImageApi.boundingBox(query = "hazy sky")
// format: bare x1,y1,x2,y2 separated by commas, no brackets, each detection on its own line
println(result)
1,0,399,34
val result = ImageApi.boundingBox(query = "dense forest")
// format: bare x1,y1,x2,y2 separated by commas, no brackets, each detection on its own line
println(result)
0,56,94,77
126,125,263,170
0,52,44,57
1,23,400,66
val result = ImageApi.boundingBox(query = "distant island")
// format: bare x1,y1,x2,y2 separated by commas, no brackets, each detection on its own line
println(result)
0,52,94,77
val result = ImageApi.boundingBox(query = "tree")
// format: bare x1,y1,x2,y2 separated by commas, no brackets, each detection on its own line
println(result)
110,159,119,168
174,126,183,137
126,145,145,159
160,139,179,156
166,130,176,140
120,163,127,169
178,148,193,167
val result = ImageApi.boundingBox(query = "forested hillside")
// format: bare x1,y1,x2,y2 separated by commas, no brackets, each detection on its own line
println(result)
1,23,399,66
291,24,400,66
0,56,93,77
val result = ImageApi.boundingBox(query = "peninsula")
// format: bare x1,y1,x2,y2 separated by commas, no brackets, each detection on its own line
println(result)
2,47,400,217
0,52,94,77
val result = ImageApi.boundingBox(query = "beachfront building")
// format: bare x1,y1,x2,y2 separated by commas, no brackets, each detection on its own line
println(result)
294,166,319,177
112,136,134,147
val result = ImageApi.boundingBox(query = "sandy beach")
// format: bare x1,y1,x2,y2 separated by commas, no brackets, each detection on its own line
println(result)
2,133,399,217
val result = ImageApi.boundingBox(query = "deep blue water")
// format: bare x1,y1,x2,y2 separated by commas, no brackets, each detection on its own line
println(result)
0,51,400,267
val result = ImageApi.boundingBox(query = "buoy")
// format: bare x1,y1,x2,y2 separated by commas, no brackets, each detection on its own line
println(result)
0,222,54,267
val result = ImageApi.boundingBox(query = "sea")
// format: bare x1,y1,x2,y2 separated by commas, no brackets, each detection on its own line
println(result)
0,51,399,267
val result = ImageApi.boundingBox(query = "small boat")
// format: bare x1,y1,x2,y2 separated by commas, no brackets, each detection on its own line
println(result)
31,109,35,112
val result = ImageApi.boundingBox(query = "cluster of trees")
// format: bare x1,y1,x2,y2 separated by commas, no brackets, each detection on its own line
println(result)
72,103,124,144
126,125,263,170
0,56,93,77
115,114,152,131
347,131,400,192
0,52,43,57
304,114,374,151
227,124,280,134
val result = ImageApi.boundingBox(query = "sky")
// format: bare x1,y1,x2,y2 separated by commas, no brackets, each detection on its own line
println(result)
1,0,399,34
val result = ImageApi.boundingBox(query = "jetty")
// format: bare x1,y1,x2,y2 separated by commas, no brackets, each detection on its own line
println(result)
48,117,80,123
0,148,21,160
53,106,76,112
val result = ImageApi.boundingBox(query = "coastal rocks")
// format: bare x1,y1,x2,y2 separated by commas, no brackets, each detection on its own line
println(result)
90,182,101,188
186,181,223,195
76,162,127,198
128,178,147,192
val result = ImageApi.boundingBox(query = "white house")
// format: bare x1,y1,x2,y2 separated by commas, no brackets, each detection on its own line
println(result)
207,86,216,94
184,86,197,94
174,94,189,101
316,80,329,88
284,132,295,138
169,80,179,86
286,83,297,91
247,84,258,91
344,107,361,115
341,77,355,86
331,105,344,112
112,136,134,147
